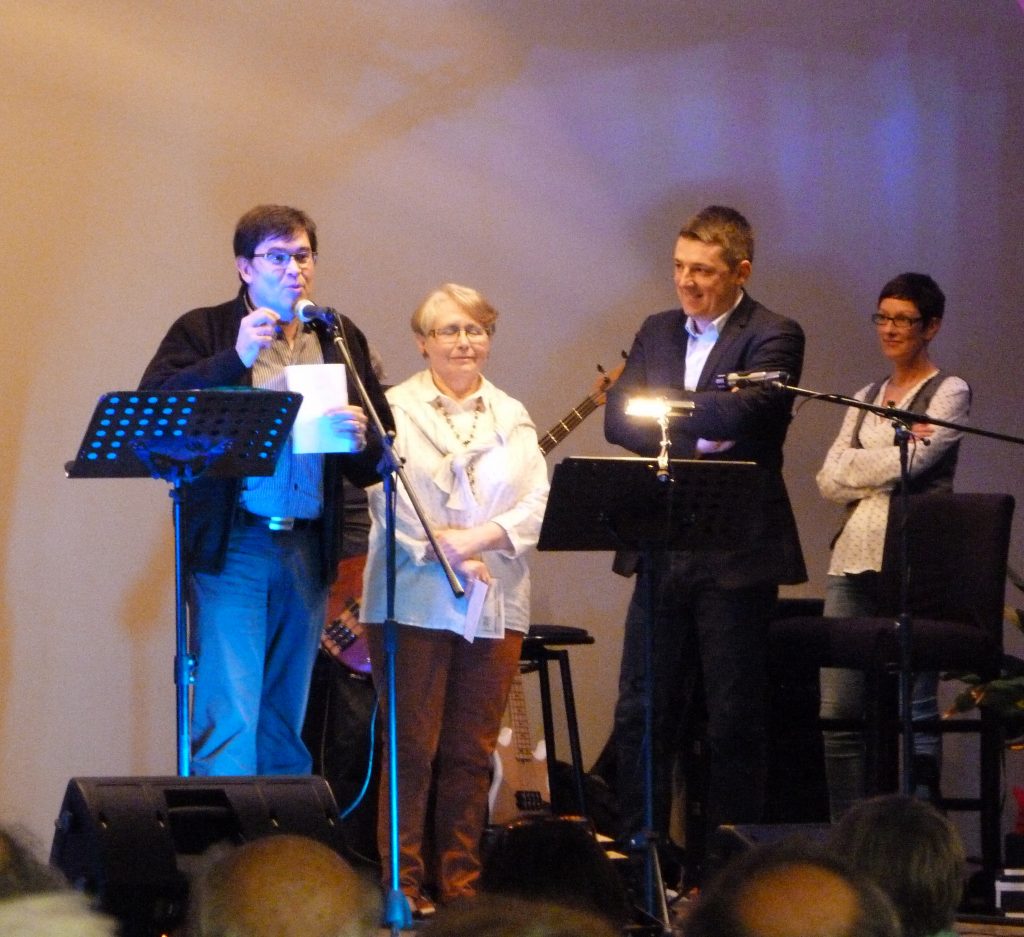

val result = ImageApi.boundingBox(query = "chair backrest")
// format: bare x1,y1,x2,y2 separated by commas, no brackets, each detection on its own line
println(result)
878,493,1015,636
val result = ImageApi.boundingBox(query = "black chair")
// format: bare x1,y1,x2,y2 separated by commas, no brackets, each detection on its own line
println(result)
770,492,1015,881
520,624,595,815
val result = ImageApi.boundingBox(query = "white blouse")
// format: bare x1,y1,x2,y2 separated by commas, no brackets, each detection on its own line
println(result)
817,373,970,575
360,369,550,637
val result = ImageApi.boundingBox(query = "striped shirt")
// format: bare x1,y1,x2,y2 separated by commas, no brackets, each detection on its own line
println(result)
242,324,326,519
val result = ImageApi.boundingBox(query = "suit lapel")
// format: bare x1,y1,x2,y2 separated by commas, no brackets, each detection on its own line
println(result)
696,294,754,390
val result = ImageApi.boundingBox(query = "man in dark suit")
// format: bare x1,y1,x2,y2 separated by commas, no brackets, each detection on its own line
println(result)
604,205,806,873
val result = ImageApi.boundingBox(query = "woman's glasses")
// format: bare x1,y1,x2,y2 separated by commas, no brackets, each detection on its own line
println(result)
870,313,922,330
428,324,492,343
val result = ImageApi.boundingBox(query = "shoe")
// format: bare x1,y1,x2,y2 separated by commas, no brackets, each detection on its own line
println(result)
406,891,436,920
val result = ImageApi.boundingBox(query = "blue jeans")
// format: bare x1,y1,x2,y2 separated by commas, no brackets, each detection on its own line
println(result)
187,521,326,775
819,572,940,821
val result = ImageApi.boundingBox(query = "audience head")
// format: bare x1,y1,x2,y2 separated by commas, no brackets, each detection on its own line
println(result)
0,825,117,937
0,826,68,898
421,894,620,937
480,816,631,927
829,794,965,937
684,840,901,937
186,833,380,937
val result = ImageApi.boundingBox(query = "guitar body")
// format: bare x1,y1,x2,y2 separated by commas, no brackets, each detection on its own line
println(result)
322,554,372,676
488,675,552,826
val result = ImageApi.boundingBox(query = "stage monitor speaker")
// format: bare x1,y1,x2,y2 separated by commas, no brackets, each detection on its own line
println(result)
705,822,833,881
50,775,344,937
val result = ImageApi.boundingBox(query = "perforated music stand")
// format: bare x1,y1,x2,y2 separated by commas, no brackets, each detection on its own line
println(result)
539,456,760,929
66,389,302,776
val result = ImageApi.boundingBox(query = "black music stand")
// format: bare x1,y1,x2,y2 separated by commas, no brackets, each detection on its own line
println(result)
539,456,760,930
66,388,302,776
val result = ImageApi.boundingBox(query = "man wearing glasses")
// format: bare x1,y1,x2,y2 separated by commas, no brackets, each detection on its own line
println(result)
139,204,393,776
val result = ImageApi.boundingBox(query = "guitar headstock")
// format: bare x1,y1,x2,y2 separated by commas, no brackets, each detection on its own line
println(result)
591,352,627,407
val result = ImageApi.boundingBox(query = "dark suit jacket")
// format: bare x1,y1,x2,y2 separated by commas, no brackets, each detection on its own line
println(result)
604,292,807,588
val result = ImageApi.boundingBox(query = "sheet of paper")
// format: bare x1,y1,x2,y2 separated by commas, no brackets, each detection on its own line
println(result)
462,578,489,642
463,577,504,642
284,363,354,454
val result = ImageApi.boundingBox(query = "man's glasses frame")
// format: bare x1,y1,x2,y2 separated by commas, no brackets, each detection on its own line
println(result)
252,249,318,269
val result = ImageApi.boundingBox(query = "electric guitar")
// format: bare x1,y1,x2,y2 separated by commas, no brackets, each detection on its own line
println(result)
488,673,549,825
320,360,625,681
321,553,372,676
486,359,624,824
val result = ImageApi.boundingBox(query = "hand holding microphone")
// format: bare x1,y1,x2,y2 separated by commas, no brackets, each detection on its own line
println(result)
236,307,281,367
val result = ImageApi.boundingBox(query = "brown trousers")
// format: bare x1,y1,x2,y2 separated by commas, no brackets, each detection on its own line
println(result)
367,624,523,902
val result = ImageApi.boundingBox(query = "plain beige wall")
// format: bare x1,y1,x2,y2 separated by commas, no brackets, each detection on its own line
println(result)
3,1,1023,861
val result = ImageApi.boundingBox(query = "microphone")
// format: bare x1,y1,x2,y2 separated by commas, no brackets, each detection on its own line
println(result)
714,370,789,389
294,299,337,325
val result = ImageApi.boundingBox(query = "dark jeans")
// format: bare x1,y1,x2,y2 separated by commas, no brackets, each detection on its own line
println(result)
614,551,776,846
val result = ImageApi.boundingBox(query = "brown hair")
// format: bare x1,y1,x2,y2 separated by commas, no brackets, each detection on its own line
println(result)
233,204,318,258
678,204,754,269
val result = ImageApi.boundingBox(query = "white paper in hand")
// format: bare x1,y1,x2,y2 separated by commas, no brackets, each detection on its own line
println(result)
463,578,488,642
285,363,354,454
463,577,504,642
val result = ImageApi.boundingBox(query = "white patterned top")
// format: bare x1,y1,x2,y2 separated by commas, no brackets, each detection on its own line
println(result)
817,373,970,575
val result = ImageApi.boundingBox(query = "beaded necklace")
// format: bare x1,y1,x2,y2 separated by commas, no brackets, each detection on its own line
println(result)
438,398,483,493
440,400,481,446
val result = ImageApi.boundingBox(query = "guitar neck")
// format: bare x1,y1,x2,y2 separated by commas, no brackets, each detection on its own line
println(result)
538,394,600,456
507,674,536,760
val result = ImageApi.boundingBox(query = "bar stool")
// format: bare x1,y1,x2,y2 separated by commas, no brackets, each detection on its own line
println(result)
519,624,595,816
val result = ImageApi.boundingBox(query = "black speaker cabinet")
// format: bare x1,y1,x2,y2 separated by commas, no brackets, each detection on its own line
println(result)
50,775,344,937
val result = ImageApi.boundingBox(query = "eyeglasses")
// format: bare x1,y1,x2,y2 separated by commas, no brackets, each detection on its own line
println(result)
251,249,317,268
871,313,922,330
428,324,492,342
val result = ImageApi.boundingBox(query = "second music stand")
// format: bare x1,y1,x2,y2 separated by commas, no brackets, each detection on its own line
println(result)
539,455,760,930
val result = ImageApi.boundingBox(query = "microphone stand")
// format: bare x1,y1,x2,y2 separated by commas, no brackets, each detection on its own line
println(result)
318,309,463,934
773,379,1024,794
